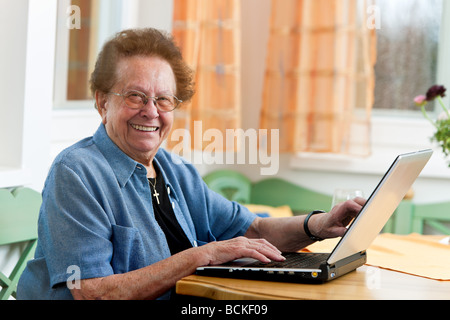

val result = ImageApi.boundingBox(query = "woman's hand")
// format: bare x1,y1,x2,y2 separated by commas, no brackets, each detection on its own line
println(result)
199,236,285,266
244,197,366,252
310,197,366,239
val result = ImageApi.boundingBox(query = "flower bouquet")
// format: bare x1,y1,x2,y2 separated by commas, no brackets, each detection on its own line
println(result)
415,85,450,165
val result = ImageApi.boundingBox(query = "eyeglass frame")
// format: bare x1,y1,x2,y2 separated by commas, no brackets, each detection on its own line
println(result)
109,90,183,112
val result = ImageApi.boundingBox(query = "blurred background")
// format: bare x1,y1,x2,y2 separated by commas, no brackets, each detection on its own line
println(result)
1,0,449,211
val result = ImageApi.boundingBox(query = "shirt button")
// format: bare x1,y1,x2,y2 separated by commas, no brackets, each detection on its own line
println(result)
136,165,142,170
167,187,171,195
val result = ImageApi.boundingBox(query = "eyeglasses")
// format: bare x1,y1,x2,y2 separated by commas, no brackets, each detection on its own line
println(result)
109,90,182,112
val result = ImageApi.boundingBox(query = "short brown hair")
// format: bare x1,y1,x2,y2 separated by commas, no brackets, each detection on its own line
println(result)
90,28,195,106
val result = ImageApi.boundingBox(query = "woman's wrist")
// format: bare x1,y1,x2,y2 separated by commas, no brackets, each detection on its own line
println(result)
304,211,326,241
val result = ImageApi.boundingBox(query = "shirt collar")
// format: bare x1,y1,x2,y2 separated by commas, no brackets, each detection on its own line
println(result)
92,124,180,195
93,124,139,188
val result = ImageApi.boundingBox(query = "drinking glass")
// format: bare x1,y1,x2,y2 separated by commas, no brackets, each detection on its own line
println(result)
331,189,364,209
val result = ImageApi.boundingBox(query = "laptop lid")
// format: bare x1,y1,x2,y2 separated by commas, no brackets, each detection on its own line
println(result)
326,149,433,265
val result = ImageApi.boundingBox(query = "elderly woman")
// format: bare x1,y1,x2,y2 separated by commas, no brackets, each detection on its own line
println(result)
18,28,364,300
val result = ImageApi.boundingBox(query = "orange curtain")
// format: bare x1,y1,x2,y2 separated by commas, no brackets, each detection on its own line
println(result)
260,0,377,156
169,0,241,151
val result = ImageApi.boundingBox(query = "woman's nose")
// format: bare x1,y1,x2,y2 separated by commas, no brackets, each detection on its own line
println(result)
140,98,159,118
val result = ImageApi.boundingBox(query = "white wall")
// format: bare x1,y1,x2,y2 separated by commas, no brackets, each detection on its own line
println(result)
0,0,55,191
0,0,27,169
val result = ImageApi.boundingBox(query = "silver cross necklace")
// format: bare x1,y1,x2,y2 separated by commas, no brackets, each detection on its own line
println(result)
148,176,160,205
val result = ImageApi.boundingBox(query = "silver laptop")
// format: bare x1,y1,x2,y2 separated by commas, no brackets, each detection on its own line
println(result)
196,149,433,283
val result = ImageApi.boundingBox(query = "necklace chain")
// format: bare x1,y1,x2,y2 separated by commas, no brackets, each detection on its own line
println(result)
148,176,160,205
148,175,156,188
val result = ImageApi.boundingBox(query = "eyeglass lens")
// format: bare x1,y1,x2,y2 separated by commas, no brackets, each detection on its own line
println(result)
124,91,178,111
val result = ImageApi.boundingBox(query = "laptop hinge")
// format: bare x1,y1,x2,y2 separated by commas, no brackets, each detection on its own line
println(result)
328,251,366,268
322,251,367,281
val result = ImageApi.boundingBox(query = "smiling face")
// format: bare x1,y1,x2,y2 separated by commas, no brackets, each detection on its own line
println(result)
96,55,176,167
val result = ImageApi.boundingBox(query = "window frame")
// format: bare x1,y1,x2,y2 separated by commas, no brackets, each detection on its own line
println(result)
53,0,129,110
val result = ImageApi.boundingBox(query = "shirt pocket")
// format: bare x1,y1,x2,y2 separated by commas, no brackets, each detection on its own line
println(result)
111,224,148,273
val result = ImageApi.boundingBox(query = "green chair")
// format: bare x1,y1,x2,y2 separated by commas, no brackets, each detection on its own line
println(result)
251,178,332,215
0,187,41,300
203,170,332,215
393,200,450,235
203,170,252,204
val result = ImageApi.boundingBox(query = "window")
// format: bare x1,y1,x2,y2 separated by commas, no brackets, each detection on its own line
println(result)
66,0,99,101
54,0,124,109
291,0,450,179
373,0,443,112
50,0,174,165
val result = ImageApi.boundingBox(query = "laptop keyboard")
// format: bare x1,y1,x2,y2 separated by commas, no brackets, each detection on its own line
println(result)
246,252,329,269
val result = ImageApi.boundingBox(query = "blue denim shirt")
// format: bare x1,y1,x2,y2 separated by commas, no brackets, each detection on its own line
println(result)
17,124,256,300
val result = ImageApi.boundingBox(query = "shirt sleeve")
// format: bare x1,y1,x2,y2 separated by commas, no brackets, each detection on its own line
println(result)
202,182,257,241
39,161,114,287
166,154,257,243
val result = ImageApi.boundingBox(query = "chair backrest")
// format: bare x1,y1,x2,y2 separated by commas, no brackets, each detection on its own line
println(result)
0,187,41,300
203,170,332,214
251,178,332,214
203,170,252,204
412,201,450,234
393,200,450,234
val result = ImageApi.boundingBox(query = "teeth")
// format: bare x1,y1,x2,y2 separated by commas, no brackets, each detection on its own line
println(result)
131,124,158,132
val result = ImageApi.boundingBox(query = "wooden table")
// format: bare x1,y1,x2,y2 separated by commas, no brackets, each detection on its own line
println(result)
176,266,450,300
176,234,450,300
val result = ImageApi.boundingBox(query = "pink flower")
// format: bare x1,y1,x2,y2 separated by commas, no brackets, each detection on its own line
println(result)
414,95,427,106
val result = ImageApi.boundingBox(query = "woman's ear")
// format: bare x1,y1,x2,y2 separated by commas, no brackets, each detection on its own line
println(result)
95,91,108,124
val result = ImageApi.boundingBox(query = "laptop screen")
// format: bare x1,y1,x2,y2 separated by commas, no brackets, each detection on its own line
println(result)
326,149,432,265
